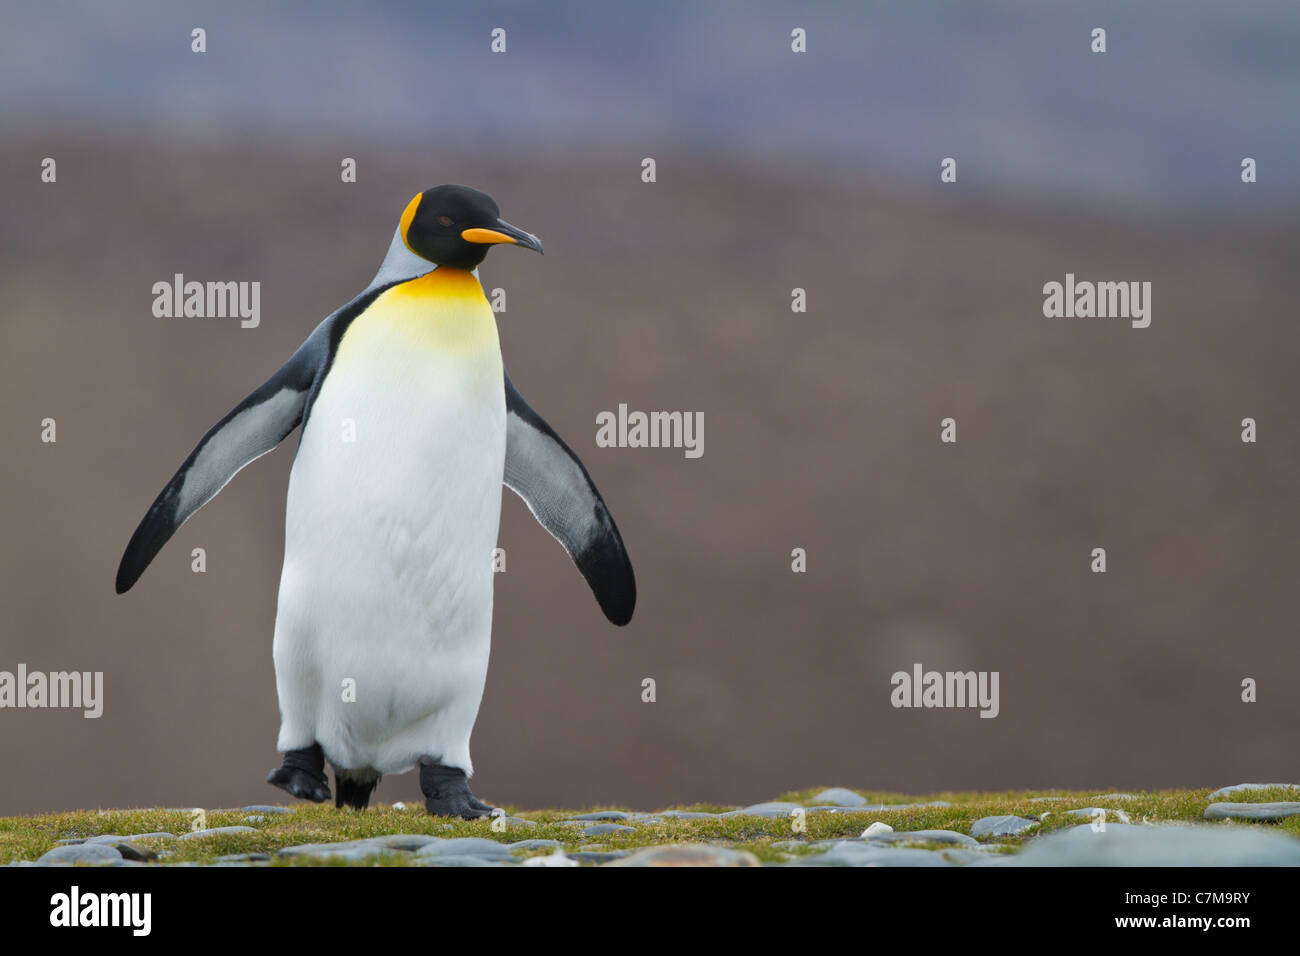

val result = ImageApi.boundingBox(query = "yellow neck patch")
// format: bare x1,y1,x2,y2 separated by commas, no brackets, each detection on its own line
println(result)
389,267,489,307
348,268,498,356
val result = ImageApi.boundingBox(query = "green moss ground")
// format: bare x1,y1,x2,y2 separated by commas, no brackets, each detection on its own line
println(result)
3,786,1298,866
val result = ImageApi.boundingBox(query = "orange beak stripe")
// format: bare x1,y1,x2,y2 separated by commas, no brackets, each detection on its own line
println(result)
461,227,518,245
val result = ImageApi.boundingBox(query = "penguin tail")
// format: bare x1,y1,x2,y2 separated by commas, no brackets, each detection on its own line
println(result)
333,767,382,810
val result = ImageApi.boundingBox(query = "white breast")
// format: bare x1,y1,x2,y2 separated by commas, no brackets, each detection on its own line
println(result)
271,270,506,776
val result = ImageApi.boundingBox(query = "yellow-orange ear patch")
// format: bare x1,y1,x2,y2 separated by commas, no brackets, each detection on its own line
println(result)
399,192,423,252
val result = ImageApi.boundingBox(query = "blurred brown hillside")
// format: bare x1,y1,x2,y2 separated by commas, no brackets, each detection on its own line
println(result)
1,132,1298,814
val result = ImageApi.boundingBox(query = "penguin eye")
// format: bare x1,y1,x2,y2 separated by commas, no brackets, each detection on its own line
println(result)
438,216,454,227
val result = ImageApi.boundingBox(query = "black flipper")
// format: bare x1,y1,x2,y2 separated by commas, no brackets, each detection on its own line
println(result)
114,326,330,594
503,372,636,626
113,274,410,595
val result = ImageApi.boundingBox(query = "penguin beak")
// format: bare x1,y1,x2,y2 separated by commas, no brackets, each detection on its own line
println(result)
461,219,544,254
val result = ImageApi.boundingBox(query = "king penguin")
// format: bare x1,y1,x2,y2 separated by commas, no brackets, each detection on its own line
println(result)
116,185,636,817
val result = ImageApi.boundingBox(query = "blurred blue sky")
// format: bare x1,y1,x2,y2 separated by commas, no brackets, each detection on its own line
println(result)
2,0,1297,212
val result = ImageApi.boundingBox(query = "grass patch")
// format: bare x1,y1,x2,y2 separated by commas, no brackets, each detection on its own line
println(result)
3,786,1297,865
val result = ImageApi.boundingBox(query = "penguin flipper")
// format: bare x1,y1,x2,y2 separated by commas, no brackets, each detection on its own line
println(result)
503,373,636,626
115,328,327,594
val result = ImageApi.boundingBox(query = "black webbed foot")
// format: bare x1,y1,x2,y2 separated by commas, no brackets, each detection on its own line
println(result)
267,743,331,803
419,759,494,819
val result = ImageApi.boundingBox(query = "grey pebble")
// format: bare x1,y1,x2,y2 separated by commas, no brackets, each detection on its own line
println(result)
770,840,809,851
1066,807,1130,822
365,834,442,851
810,788,868,807
971,815,1040,839
124,832,178,842
1204,802,1300,822
278,841,390,860
241,805,294,815
868,829,979,848
415,837,512,860
279,845,374,862
788,843,954,867
1207,783,1300,800
508,839,564,851
179,826,258,840
216,853,271,863
38,844,124,865
243,816,266,824
605,844,760,867
114,843,158,862
417,855,508,867
1007,822,1300,866
581,823,636,836
658,810,721,820
937,848,1004,865
282,842,428,863
570,810,630,821
569,850,628,863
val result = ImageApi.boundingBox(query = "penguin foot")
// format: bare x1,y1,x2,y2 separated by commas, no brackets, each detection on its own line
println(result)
266,743,332,803
419,759,493,819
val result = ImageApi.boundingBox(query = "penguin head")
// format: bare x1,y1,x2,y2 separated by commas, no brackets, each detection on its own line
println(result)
399,184,543,270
